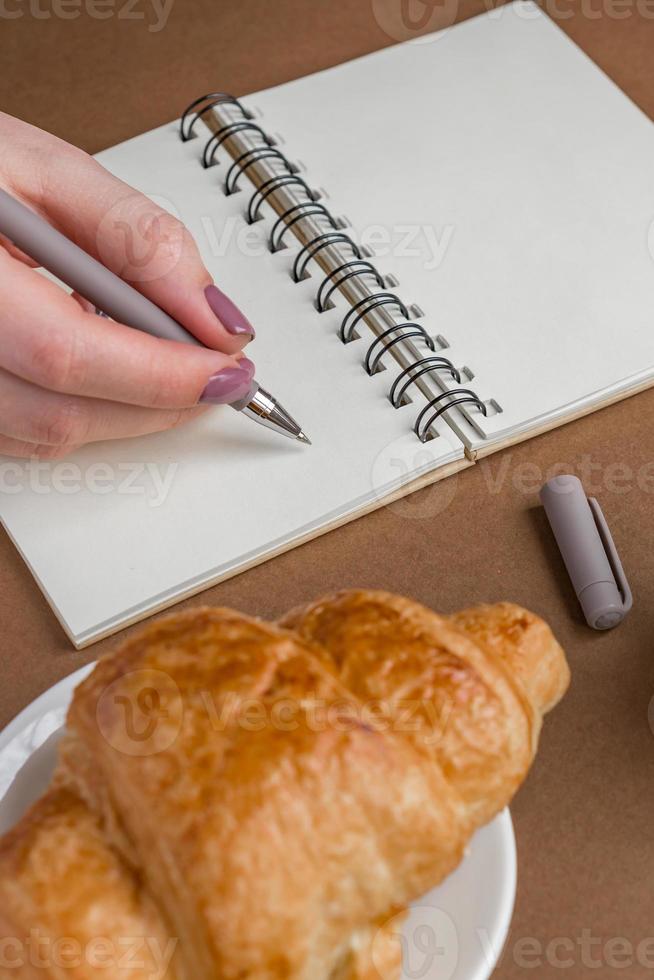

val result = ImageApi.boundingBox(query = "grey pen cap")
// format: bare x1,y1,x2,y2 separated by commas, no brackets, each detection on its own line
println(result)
540,475,632,631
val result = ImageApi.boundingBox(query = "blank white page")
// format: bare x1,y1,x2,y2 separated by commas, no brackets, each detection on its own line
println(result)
0,125,463,646
250,1,654,449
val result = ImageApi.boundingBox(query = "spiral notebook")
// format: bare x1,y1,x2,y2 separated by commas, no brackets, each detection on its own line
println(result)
2,0,654,647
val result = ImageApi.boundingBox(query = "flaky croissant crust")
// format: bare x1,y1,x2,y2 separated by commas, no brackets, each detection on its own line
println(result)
0,591,569,980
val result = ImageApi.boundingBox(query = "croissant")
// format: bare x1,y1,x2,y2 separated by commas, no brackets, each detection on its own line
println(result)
281,592,570,828
0,591,569,980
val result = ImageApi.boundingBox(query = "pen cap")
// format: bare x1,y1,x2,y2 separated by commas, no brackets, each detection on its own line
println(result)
540,475,632,630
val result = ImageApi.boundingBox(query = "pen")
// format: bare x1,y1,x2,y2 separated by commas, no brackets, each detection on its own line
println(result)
0,188,310,445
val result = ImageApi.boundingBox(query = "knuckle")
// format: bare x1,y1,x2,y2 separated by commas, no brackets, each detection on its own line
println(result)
155,210,186,242
141,352,188,410
148,212,189,267
163,409,190,431
27,328,86,393
41,401,89,447
109,206,188,282
32,442,77,460
26,331,69,389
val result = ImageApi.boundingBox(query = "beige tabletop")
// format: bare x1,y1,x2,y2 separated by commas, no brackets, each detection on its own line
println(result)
2,1,654,976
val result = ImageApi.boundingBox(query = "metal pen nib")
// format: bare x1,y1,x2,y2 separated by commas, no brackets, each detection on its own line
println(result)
232,383,311,444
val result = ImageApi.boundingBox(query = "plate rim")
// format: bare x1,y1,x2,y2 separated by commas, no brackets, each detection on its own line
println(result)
0,664,95,755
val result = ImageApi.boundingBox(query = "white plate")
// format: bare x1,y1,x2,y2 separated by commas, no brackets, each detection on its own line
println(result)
0,667,516,980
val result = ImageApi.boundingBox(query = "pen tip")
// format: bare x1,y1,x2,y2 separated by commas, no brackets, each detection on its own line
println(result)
297,431,312,446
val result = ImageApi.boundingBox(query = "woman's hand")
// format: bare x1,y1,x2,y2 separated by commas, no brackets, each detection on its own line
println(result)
0,112,256,459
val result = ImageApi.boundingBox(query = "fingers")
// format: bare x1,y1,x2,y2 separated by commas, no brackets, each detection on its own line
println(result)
0,249,255,409
0,368,210,457
0,114,259,460
0,113,255,356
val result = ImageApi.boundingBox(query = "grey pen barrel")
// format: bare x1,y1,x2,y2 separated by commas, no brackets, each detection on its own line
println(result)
0,188,200,346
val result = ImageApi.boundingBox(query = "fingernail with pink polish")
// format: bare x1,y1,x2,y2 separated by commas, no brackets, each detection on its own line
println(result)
200,365,254,405
238,357,256,376
205,284,255,339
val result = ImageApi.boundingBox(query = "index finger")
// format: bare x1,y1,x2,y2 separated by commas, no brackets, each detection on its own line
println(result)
0,250,253,409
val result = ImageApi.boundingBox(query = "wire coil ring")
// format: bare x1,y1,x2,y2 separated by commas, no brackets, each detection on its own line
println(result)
389,356,462,407
316,260,385,313
247,175,316,224
225,148,297,196
340,292,410,344
365,324,435,376
202,122,273,169
415,389,488,442
270,203,338,254
292,233,361,283
180,93,253,141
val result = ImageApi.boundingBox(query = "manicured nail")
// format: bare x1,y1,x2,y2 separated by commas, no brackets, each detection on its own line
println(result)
200,365,254,405
238,357,256,376
205,284,255,338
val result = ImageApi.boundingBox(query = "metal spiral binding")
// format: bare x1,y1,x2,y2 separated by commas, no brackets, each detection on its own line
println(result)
203,122,274,169
180,93,253,141
365,323,435,376
247,174,317,224
183,93,491,443
316,260,384,313
225,148,298,196
270,203,337,254
339,293,410,343
415,390,488,443
390,356,462,407
292,233,362,283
